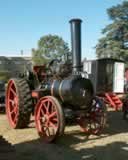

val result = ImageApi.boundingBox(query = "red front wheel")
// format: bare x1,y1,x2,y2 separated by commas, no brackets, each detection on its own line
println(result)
35,96,65,143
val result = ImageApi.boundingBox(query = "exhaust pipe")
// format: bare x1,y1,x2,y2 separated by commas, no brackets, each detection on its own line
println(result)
69,19,82,73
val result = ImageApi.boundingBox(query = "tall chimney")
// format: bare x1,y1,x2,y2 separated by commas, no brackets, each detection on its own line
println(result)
69,19,82,73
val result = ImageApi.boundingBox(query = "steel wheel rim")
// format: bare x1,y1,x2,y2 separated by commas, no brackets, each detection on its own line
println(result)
89,107,106,134
35,97,59,142
6,80,18,128
78,103,106,135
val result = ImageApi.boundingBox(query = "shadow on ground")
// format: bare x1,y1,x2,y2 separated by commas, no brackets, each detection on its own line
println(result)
103,110,128,135
12,110,128,160
14,134,128,160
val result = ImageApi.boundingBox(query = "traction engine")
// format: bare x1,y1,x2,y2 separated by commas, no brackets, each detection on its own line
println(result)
6,19,107,143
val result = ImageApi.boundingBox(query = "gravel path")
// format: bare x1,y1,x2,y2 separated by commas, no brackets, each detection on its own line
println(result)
0,110,128,160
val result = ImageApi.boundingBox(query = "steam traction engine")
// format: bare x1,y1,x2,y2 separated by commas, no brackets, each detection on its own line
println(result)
6,19,106,143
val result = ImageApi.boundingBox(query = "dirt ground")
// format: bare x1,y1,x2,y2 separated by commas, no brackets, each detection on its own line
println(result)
0,110,128,160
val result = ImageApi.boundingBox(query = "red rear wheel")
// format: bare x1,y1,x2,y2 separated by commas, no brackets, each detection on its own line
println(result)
78,97,107,135
6,80,18,128
6,79,32,129
35,96,65,143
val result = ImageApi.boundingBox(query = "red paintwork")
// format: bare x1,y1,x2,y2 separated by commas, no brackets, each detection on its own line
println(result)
33,65,46,82
104,93,123,110
6,80,18,128
31,91,39,98
33,65,46,73
35,96,59,142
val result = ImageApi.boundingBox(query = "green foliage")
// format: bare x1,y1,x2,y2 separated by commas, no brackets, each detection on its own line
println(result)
0,70,10,82
96,1,128,61
32,34,70,65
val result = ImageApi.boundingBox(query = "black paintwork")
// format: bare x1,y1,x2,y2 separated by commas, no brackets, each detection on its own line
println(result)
70,19,82,73
46,75,93,109
0,80,5,109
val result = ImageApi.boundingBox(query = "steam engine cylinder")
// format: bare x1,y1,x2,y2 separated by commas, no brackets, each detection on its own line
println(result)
47,75,93,108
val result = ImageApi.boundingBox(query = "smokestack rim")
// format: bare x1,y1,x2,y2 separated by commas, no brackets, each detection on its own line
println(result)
69,18,82,23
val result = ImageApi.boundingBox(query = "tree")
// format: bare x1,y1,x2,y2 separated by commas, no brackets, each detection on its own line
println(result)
32,34,70,65
96,1,128,61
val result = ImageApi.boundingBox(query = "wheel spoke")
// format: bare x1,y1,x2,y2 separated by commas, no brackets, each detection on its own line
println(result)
40,123,47,132
49,121,57,129
10,88,16,96
46,127,51,136
49,111,57,119
10,105,17,114
43,103,47,113
10,108,16,114
40,108,45,116
50,102,54,113
14,96,18,104
9,99,14,104
46,101,50,114
43,100,51,115
93,122,98,129
13,114,17,123
52,117,58,122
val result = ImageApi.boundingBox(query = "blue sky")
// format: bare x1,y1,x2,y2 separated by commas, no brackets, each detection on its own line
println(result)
0,0,124,59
